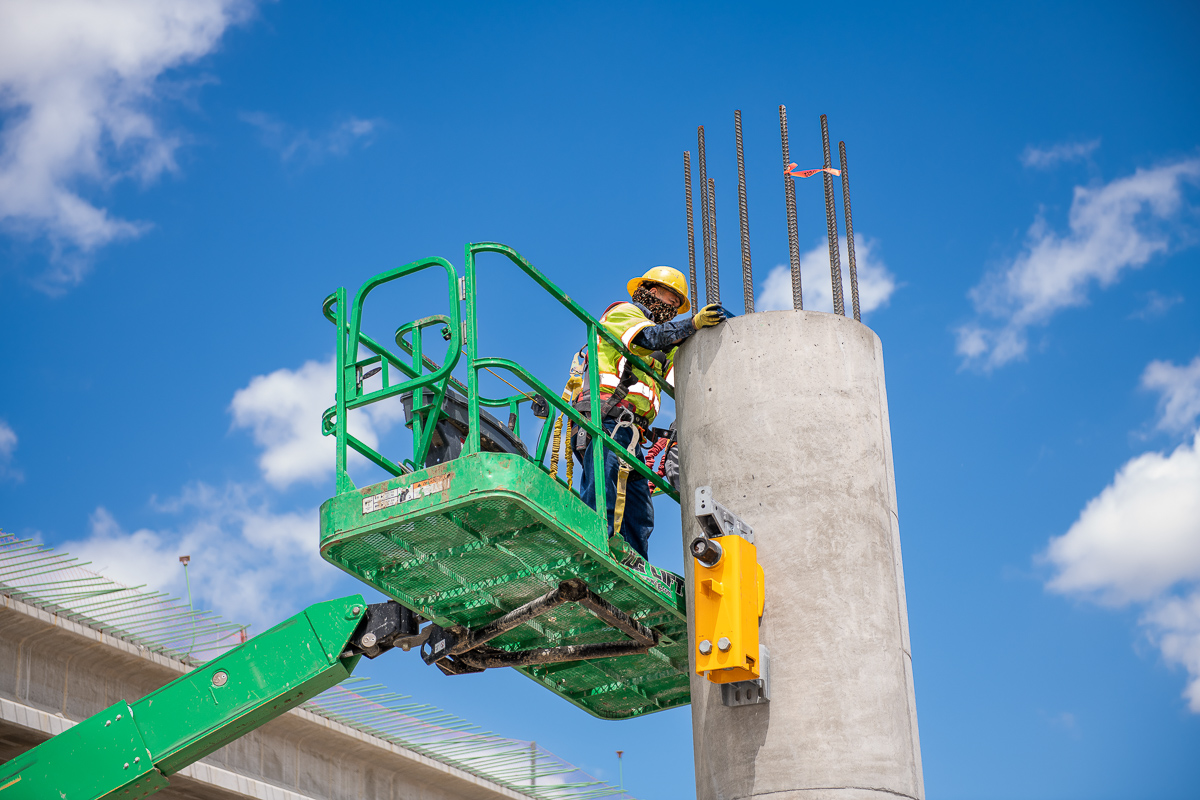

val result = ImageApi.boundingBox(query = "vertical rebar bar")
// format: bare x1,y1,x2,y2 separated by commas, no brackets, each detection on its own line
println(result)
820,114,845,316
707,178,720,305
779,105,802,309
697,126,711,305
684,151,698,312
735,110,753,313
839,141,860,322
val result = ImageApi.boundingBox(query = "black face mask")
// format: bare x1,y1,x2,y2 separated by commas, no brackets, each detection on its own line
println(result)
632,286,678,324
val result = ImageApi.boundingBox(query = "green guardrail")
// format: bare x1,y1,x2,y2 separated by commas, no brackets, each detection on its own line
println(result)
318,243,691,719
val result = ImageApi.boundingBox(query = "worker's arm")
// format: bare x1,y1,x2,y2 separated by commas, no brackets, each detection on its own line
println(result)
631,317,697,350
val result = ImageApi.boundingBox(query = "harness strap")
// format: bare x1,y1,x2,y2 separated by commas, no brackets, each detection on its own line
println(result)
611,411,641,537
549,351,585,484
571,360,647,460
599,358,638,418
642,421,678,493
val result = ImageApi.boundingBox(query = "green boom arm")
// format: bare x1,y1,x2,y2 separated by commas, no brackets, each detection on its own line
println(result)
0,594,382,799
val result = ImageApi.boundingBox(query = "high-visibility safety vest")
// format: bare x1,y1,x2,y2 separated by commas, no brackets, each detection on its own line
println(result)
593,302,676,422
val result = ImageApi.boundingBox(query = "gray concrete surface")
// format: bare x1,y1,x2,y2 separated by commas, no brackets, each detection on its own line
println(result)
674,309,923,800
0,594,530,800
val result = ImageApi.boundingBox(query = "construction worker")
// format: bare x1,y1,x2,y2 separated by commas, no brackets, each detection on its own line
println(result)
575,267,725,560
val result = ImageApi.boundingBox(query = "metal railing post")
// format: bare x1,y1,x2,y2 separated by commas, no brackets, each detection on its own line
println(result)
586,321,607,518
334,287,352,493
409,326,424,460
464,245,482,456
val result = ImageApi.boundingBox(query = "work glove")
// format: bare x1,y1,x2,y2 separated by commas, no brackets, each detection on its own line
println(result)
692,304,725,329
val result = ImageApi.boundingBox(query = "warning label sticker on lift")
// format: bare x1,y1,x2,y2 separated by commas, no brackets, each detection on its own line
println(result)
362,476,450,515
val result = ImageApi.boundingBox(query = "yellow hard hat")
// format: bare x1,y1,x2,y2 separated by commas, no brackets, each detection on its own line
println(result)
627,266,691,313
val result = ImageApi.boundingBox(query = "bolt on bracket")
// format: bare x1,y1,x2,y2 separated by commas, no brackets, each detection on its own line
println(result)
695,486,754,543
721,646,770,707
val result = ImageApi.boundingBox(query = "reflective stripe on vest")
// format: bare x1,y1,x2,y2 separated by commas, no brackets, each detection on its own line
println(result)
594,302,675,422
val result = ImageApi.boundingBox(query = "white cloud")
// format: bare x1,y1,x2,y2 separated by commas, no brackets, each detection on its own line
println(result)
229,356,405,489
1020,139,1101,169
1044,433,1200,604
61,351,415,631
0,420,15,460
1142,355,1200,434
957,158,1200,370
1129,290,1183,321
0,0,250,284
757,234,896,315
1144,590,1200,711
61,482,340,631
0,419,20,482
1044,355,1200,710
241,112,380,164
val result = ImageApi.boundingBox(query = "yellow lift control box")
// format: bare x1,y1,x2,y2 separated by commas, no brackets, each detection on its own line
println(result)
692,533,765,683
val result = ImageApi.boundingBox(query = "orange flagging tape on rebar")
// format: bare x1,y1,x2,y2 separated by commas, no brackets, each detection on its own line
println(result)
786,163,841,178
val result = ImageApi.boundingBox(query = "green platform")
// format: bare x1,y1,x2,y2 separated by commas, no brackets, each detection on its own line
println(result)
320,453,690,719
319,242,689,719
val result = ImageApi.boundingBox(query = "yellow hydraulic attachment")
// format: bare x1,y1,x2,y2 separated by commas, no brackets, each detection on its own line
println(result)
690,486,769,705
693,533,765,681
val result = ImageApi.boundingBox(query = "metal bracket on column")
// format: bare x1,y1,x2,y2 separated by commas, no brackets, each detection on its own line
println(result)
692,486,768,703
695,485,754,543
721,646,770,707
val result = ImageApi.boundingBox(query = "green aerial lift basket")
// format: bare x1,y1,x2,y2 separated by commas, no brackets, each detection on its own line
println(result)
318,243,690,719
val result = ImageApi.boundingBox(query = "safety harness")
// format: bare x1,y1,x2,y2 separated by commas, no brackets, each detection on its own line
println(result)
547,351,585,489
544,304,678,539
642,421,679,492
569,302,650,458
544,346,648,538
609,408,642,536
540,340,640,470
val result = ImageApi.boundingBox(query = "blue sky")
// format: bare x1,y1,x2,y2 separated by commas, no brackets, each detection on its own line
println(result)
2,2,1199,797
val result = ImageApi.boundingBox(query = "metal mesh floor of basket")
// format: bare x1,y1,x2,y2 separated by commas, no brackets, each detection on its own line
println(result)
319,452,690,719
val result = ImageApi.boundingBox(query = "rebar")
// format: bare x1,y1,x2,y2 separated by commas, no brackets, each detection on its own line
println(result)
779,105,802,309
684,151,698,312
707,178,720,305
305,678,627,799
820,114,844,316
735,110,753,313
839,140,861,321
0,536,244,664
697,126,712,305
0,535,627,800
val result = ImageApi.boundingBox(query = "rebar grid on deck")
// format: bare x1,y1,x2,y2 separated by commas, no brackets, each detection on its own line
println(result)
306,678,633,799
0,535,245,664
0,535,634,800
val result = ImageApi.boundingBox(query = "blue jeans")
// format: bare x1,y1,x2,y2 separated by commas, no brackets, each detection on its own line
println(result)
580,417,654,560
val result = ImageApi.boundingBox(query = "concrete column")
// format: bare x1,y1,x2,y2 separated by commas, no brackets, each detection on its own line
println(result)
675,310,922,800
